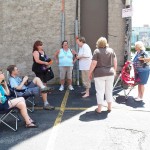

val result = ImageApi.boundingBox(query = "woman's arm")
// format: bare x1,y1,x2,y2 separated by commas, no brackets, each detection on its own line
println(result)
139,57,150,62
33,51,49,65
89,60,97,80
54,50,60,64
2,81,10,96
114,57,117,76
72,50,78,63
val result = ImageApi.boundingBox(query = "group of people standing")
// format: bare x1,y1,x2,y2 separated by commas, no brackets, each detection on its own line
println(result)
1,36,149,129
53,37,117,113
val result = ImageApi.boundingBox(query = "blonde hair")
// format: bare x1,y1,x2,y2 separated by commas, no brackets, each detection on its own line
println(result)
135,41,145,51
96,37,108,48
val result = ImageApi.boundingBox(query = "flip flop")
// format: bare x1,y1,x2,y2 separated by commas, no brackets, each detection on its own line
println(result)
25,123,38,128
95,108,101,114
81,91,86,94
82,94,89,98
107,110,111,113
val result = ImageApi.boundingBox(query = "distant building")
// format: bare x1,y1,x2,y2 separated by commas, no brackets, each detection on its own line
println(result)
132,25,150,47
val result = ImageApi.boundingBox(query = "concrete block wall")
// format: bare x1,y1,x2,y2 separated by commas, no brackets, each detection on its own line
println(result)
0,0,62,82
108,0,126,71
0,0,125,83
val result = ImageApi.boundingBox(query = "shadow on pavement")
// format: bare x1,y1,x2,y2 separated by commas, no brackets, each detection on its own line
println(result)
115,95,145,108
79,110,109,122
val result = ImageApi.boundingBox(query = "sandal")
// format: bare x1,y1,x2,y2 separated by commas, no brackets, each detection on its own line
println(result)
107,109,111,113
95,108,101,114
29,119,36,124
25,123,38,128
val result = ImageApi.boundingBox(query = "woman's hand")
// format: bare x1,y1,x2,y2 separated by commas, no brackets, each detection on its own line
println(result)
1,80,7,87
44,62,49,66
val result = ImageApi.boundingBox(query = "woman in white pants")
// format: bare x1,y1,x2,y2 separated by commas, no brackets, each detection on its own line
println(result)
89,37,117,113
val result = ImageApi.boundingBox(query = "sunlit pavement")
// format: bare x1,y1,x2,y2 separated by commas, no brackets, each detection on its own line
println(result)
0,79,150,150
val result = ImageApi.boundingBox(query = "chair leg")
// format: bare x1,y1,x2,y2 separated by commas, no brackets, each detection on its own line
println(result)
26,96,35,113
0,111,18,132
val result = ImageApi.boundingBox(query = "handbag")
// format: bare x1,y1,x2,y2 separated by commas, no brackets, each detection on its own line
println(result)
45,67,54,81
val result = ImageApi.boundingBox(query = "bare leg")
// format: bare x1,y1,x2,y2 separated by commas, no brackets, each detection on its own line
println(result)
138,85,141,98
32,77,44,88
67,79,72,86
41,93,47,102
107,102,112,111
82,88,89,98
139,84,145,99
96,104,102,113
8,97,31,125
60,79,65,86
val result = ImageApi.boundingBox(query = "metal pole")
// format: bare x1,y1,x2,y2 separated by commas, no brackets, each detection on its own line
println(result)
75,0,79,86
61,0,65,42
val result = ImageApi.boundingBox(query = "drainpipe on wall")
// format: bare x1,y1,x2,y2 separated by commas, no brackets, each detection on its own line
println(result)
61,0,65,42
75,0,79,86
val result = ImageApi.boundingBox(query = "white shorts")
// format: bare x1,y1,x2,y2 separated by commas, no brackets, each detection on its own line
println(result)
94,76,114,104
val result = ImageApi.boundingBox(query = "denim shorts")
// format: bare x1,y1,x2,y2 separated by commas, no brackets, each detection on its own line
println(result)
138,71,149,85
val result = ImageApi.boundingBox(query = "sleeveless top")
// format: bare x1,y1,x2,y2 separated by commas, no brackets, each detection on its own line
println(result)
58,49,73,66
32,51,47,73
0,85,9,110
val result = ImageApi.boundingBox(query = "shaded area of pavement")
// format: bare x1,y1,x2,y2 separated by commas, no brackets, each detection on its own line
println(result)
0,80,150,150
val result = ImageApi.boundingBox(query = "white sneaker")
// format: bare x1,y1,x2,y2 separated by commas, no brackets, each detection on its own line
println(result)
59,85,64,91
68,85,74,90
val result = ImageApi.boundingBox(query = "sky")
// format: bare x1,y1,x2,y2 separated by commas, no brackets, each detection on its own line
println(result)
132,0,150,27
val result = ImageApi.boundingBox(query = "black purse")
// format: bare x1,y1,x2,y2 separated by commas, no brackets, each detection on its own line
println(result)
45,67,54,81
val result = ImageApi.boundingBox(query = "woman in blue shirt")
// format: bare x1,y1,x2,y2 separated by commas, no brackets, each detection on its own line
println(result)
0,70,38,128
133,41,150,101
54,40,77,91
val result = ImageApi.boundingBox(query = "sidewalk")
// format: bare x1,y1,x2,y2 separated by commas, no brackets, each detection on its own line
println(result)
0,80,150,150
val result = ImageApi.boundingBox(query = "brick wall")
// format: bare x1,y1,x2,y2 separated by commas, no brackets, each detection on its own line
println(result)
0,0,125,83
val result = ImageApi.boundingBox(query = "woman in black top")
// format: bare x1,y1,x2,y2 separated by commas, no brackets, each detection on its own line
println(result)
32,41,52,85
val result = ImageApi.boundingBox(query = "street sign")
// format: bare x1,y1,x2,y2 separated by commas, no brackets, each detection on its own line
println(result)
122,8,132,18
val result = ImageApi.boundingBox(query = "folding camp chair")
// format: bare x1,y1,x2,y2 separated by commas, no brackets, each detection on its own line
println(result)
0,107,19,131
10,87,35,113
6,72,35,112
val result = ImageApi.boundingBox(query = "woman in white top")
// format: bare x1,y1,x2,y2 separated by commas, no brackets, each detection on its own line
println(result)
76,37,92,98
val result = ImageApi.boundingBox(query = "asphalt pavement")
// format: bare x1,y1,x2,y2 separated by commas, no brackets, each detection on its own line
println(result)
0,78,150,150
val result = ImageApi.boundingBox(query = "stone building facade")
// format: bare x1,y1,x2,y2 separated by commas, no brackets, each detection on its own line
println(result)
0,0,125,83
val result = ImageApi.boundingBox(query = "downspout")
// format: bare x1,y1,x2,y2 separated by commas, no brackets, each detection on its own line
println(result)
75,0,79,85
61,0,65,42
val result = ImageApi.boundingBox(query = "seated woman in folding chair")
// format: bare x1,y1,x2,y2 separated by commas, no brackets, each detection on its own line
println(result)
0,69,38,128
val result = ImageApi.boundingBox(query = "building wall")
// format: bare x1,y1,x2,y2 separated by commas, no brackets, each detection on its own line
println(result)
108,0,126,70
0,0,125,83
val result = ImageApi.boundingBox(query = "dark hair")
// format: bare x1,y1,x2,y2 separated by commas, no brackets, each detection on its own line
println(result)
7,65,16,75
61,40,68,48
78,37,86,43
33,40,43,52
